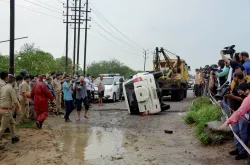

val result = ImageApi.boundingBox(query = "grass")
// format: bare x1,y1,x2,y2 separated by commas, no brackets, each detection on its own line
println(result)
16,121,36,129
184,97,224,145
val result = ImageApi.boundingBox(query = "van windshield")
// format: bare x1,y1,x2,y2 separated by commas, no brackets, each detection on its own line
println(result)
102,78,114,85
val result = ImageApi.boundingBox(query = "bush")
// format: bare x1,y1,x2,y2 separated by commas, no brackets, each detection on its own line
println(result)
184,97,223,145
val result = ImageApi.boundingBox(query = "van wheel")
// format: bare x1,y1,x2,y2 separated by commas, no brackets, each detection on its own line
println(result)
113,93,116,102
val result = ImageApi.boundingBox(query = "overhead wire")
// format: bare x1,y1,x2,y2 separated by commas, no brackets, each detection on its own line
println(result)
91,19,142,53
91,27,141,57
89,1,146,49
32,0,63,12
0,0,63,20
91,11,142,52
55,0,64,4
23,0,62,14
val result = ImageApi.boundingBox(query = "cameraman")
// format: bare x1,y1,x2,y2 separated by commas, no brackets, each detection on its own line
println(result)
220,51,241,74
224,71,249,160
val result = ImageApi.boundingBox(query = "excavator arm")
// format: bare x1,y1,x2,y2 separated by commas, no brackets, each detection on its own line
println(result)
159,47,174,71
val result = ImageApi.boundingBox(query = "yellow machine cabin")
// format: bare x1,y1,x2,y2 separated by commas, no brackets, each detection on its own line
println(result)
153,47,190,101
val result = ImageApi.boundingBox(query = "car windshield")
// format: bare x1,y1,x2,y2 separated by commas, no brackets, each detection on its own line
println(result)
94,77,114,85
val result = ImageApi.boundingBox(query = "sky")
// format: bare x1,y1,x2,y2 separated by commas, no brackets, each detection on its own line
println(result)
0,0,250,75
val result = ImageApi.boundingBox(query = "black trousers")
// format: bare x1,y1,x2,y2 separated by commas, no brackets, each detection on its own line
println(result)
76,97,89,111
194,84,201,97
91,91,95,103
64,100,74,120
87,90,91,104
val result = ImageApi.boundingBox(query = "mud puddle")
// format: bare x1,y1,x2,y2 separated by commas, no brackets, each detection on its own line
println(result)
58,126,127,163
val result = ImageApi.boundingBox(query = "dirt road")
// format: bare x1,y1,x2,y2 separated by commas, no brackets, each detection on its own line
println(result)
0,90,247,165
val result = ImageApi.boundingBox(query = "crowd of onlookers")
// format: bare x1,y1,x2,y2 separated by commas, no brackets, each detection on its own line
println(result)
0,71,107,150
194,50,250,160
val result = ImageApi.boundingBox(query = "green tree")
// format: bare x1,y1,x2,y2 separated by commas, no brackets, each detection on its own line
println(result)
0,54,9,72
15,43,56,75
55,56,73,75
87,59,137,78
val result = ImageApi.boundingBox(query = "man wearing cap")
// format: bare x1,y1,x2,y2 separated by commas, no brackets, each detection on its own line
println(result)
0,76,21,150
19,76,31,123
52,74,63,115
30,75,55,129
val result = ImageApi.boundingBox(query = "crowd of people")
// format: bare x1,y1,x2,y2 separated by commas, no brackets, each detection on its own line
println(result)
194,50,250,160
0,71,106,150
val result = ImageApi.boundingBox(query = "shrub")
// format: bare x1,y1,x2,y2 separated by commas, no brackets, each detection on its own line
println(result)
184,97,223,145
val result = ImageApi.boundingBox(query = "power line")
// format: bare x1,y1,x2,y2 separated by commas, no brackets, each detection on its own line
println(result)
91,11,142,52
55,0,64,4
92,19,142,53
92,27,141,57
0,0,63,20
33,0,63,12
23,0,62,14
89,1,146,49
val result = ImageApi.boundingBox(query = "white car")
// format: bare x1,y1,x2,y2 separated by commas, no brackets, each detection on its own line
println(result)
94,74,125,102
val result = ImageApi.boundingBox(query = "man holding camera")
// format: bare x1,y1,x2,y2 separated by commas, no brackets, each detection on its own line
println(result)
224,71,249,160
74,76,89,121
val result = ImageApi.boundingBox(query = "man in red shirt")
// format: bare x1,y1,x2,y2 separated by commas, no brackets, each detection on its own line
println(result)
30,75,55,129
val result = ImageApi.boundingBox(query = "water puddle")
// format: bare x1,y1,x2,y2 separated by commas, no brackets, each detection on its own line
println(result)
58,126,127,162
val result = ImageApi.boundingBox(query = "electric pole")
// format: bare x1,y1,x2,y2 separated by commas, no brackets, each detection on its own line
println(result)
76,0,82,72
64,0,91,75
63,0,69,73
9,0,15,75
83,0,90,76
143,49,149,71
72,0,77,75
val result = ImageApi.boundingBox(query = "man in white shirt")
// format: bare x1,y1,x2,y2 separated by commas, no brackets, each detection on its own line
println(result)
84,74,92,106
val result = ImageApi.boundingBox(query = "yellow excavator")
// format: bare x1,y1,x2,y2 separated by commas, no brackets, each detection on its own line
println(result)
153,47,190,101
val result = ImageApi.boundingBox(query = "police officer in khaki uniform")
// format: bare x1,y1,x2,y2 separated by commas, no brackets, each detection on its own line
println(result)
0,72,8,123
13,75,24,124
0,76,21,150
19,76,30,123
52,74,62,115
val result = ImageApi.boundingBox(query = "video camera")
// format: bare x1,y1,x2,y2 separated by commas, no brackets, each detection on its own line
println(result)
214,81,230,101
222,45,236,58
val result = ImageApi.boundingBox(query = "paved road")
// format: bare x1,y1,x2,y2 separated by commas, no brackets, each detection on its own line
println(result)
91,90,193,112
48,90,237,165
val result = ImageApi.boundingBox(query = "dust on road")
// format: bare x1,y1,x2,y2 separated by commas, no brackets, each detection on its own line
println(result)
0,91,245,165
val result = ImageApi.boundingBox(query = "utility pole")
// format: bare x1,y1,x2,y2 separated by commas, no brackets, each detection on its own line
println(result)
143,49,149,71
9,0,15,75
83,0,90,76
63,0,69,73
76,0,82,71
72,0,77,75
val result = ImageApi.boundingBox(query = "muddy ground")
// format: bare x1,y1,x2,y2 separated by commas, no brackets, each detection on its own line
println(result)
0,90,248,165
